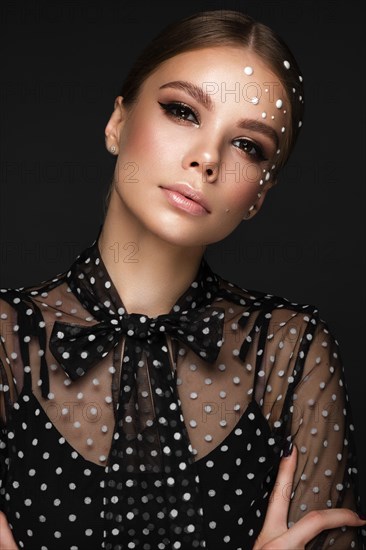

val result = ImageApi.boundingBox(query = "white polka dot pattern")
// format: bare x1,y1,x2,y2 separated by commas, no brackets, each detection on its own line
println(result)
0,224,364,549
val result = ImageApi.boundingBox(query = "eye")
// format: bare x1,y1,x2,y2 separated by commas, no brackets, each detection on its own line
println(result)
158,101,199,124
232,138,268,162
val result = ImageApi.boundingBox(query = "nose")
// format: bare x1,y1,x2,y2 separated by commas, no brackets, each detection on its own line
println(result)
182,136,221,184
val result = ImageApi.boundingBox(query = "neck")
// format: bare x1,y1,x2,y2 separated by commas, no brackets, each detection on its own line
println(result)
98,191,207,317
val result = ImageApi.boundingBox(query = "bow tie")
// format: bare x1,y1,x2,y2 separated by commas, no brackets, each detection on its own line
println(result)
42,226,228,547
49,304,225,382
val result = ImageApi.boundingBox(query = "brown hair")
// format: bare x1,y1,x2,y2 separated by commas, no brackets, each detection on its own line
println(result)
103,9,304,216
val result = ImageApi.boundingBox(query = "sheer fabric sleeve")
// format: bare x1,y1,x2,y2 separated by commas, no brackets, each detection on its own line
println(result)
0,296,23,512
0,350,9,513
285,315,365,549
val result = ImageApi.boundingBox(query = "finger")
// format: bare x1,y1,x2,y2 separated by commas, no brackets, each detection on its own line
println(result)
272,508,366,549
260,444,298,534
0,511,18,549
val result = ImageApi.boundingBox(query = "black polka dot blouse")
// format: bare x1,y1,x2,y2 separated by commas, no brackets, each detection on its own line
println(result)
0,224,365,550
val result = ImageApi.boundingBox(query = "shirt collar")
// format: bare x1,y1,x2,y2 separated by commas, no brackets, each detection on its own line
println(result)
65,223,221,320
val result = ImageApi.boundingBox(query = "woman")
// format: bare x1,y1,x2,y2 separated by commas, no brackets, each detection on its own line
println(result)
0,8,365,550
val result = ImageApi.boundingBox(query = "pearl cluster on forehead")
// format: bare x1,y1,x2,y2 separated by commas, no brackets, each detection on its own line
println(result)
243,65,287,126
243,61,304,125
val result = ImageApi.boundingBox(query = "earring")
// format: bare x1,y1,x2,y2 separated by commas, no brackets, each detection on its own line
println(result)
109,145,117,154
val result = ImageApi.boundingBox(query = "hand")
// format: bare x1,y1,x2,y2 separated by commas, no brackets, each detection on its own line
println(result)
0,511,19,550
252,444,366,549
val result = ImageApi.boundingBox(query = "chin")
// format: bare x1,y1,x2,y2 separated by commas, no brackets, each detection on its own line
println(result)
148,221,207,248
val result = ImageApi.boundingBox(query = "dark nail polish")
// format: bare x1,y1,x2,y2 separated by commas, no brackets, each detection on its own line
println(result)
358,513,366,520
283,442,293,457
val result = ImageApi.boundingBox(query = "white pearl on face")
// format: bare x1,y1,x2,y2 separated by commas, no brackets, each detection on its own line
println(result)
251,96,259,105
275,99,283,109
244,66,253,75
261,112,267,118
284,60,290,69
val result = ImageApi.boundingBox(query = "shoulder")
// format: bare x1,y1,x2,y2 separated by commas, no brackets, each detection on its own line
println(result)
0,268,68,336
215,273,339,351
218,273,321,322
0,288,21,339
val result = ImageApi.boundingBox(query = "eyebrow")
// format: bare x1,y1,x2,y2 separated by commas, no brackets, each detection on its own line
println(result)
159,80,279,148
238,119,279,149
159,80,215,111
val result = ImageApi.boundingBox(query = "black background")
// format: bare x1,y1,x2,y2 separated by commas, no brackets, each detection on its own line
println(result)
1,0,365,506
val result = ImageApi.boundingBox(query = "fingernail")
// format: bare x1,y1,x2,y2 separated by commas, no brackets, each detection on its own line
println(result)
358,513,366,520
283,441,293,457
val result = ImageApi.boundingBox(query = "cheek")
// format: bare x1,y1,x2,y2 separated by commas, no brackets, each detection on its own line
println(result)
226,184,260,211
119,115,176,167
220,164,264,209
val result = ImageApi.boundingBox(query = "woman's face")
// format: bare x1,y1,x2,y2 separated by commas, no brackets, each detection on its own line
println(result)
105,46,290,247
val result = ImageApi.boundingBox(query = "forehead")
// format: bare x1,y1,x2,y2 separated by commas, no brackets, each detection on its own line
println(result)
145,46,290,127
155,46,280,81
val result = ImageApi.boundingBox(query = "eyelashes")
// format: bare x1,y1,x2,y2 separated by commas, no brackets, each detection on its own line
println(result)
158,101,200,126
232,138,268,162
158,101,268,162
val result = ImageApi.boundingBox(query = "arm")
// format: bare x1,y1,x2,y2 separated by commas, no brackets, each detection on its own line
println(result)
0,308,12,512
285,316,365,549
0,300,20,548
253,444,366,550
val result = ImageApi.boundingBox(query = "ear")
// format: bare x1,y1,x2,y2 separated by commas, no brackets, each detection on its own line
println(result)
248,179,276,218
104,96,129,152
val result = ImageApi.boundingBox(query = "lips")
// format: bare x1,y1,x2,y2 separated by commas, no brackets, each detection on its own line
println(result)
159,183,211,213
